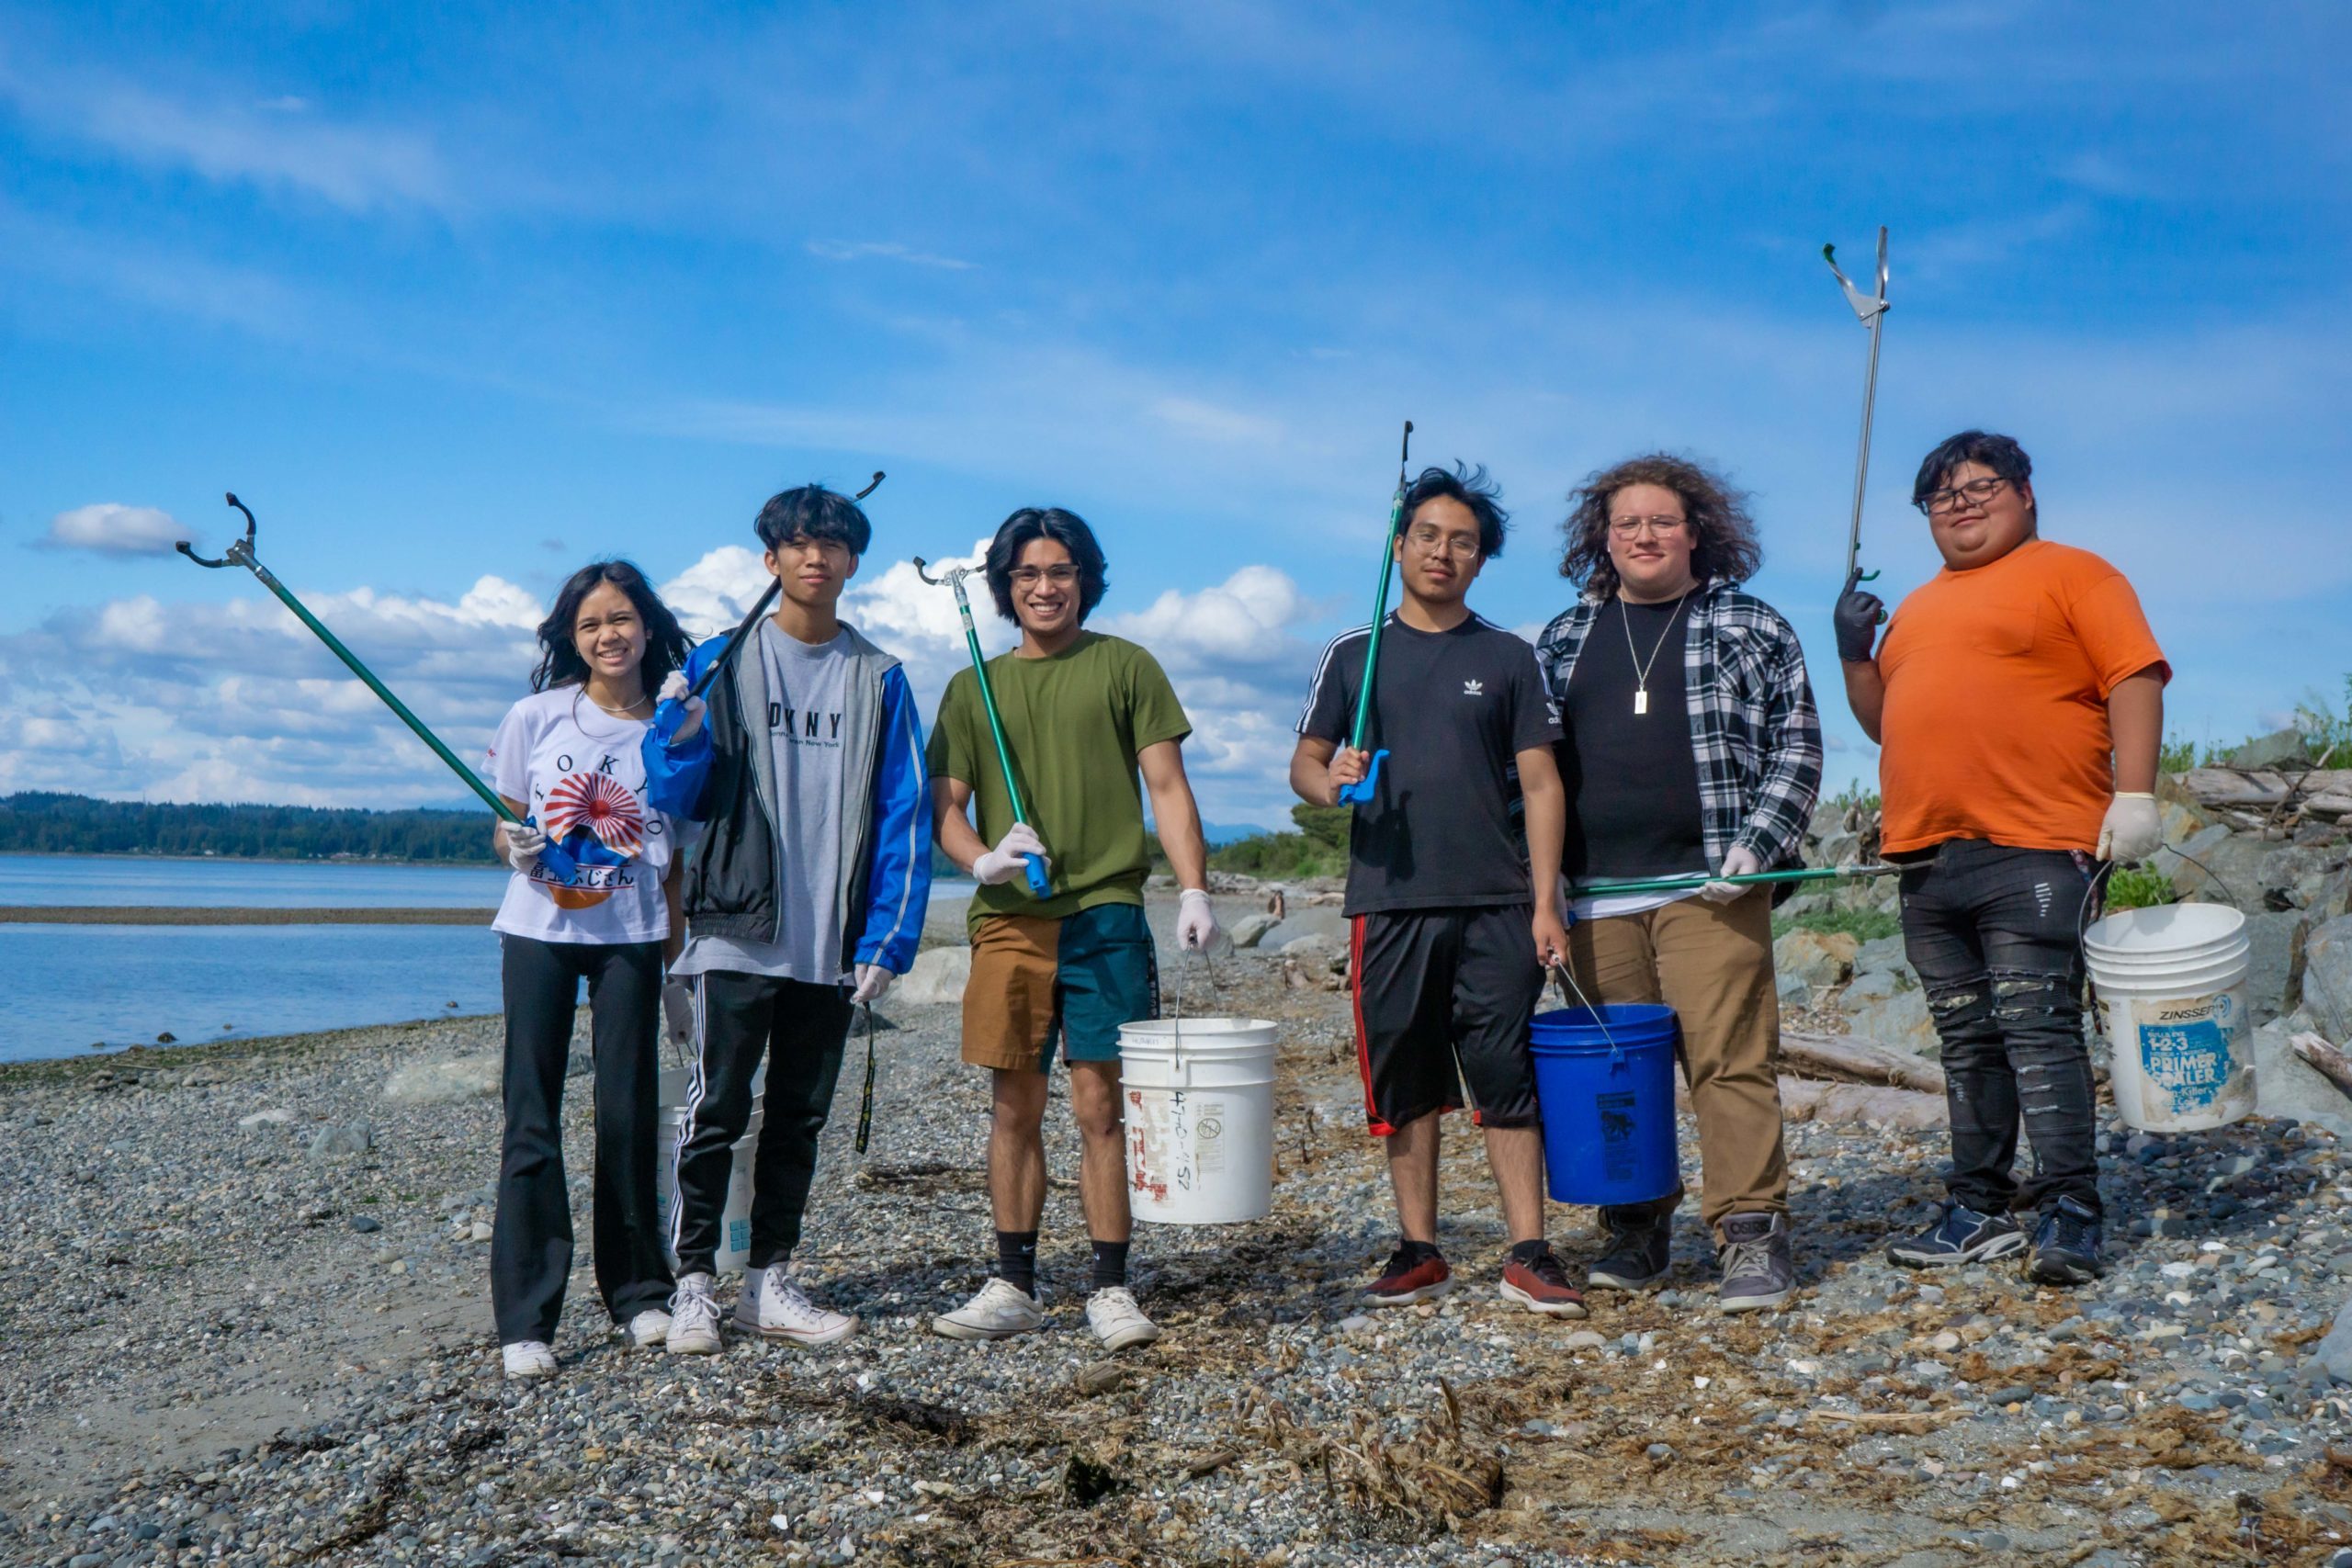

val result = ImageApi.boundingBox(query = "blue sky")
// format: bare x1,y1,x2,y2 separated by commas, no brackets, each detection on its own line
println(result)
3,2,2346,829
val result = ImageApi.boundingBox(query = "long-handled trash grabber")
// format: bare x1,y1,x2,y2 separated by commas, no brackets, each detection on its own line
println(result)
854,1000,879,1155
1577,863,1896,899
1338,419,1415,807
911,555,1052,898
178,492,585,883
653,472,885,749
1823,227,1890,590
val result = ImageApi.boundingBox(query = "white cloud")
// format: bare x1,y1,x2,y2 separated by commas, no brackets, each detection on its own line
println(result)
805,239,977,270
39,503,188,556
658,546,772,636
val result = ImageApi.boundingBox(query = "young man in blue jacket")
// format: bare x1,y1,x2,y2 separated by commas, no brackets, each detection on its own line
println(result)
642,482,932,1353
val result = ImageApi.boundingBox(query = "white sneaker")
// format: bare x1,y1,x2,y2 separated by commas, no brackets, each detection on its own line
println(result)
737,1263,858,1347
627,1308,672,1349
1084,1286,1161,1351
501,1340,556,1380
932,1277,1046,1341
665,1273,723,1356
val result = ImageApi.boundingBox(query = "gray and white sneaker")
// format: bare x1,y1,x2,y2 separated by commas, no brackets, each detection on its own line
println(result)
665,1273,723,1356
1716,1213,1794,1313
933,1277,1046,1341
627,1308,673,1349
1887,1202,2026,1269
1084,1287,1162,1350
738,1264,858,1347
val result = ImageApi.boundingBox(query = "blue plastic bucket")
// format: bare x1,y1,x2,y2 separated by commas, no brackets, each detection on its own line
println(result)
1529,1004,1679,1206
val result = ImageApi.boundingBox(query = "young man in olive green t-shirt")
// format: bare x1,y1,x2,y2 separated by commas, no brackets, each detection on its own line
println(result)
926,507,1219,1352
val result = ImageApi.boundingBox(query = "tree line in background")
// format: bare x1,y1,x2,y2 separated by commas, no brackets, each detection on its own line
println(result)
0,792,501,863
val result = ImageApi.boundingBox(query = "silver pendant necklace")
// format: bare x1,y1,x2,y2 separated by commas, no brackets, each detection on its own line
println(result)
1620,592,1689,716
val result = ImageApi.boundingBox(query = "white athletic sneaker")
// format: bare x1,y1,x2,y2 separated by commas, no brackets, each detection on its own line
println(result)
932,1277,1046,1341
501,1340,556,1380
665,1273,723,1356
1084,1287,1162,1351
737,1264,858,1347
627,1308,672,1349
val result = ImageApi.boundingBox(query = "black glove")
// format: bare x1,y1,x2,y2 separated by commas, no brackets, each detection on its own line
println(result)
1833,567,1886,663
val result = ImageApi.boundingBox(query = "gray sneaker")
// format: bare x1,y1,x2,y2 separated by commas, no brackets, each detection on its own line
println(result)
1716,1213,1793,1313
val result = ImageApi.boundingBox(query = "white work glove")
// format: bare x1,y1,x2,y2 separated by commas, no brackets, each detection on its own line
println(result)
1701,845,1765,905
658,671,707,743
500,822,547,873
971,823,1049,886
1176,888,1219,951
850,964,893,1006
2097,792,2163,863
661,978,695,1053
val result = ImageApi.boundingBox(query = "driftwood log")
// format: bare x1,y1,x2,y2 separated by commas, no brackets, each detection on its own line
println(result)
1780,1031,1946,1094
1779,1077,1947,1131
2290,1032,2352,1100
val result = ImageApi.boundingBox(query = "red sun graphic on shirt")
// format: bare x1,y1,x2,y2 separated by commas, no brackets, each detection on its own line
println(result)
541,772,645,856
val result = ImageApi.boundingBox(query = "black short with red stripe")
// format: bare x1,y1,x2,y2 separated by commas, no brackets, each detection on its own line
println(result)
1349,904,1542,1135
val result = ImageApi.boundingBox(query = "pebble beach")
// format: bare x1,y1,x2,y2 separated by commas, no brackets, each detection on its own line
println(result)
6,898,2352,1567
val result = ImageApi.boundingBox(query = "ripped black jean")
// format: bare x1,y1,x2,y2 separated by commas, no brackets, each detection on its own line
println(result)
1898,840,2101,1218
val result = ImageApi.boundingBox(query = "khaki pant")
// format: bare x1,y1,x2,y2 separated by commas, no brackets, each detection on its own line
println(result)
1564,888,1787,1235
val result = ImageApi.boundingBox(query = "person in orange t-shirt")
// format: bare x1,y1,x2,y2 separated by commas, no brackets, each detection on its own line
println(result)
1835,431,2167,1289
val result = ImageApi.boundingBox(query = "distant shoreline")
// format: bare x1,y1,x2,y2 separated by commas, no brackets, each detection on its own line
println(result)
0,849,496,870
0,906,497,926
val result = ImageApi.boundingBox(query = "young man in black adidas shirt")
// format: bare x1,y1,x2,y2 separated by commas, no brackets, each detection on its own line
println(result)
1290,464,1583,1318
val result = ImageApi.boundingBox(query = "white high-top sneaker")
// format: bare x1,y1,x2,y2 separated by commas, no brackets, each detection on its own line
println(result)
627,1308,673,1349
738,1264,858,1347
665,1273,723,1356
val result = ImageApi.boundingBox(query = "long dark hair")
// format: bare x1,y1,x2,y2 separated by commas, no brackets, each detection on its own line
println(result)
984,507,1110,623
1557,453,1762,598
530,559,695,694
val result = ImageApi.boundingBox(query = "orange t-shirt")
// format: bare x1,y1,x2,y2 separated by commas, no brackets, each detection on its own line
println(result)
1879,538,2167,855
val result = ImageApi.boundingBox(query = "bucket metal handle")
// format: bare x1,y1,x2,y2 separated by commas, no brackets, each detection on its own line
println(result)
1547,959,1626,1066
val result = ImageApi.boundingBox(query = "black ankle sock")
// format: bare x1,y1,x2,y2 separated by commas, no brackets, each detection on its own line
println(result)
1508,1238,1551,1266
1090,1238,1131,1291
1397,1237,1442,1265
996,1230,1038,1296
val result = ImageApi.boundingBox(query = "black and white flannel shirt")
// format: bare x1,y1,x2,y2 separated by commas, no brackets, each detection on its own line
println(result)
1534,579,1824,873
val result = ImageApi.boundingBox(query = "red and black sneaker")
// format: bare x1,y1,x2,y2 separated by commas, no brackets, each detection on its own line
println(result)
1499,1246,1588,1319
1364,1244,1453,1306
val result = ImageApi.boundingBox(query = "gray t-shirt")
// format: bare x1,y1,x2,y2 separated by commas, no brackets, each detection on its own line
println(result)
671,621,852,984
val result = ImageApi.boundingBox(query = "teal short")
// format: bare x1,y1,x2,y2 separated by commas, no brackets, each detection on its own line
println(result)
962,902,1160,1071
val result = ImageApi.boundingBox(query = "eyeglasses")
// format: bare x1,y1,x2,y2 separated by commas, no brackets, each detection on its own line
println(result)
1916,475,2009,516
1607,515,1688,539
1008,564,1081,587
1404,527,1482,560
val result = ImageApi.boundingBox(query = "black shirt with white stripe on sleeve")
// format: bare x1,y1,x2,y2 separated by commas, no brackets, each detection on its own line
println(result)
1297,613,1562,918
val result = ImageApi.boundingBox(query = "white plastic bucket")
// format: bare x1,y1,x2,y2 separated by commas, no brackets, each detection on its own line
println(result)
1118,1017,1278,1225
655,1107,763,1274
2084,903,2254,1132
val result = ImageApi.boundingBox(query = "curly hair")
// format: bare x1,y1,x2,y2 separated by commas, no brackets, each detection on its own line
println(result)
1557,453,1763,598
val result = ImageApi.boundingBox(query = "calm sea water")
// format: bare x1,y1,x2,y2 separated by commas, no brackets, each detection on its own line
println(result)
0,854,971,1063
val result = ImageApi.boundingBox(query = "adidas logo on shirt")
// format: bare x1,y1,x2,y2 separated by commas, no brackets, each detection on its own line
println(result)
1463,679,1484,696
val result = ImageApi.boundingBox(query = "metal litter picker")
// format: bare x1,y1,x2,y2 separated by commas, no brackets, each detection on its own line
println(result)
1823,227,1891,592
912,556,1052,898
1338,419,1416,806
177,493,584,885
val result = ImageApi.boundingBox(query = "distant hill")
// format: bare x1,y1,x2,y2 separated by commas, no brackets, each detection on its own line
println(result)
0,793,496,863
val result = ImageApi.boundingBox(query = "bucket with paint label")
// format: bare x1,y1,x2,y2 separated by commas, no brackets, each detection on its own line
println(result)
1118,1017,1278,1225
655,1106,763,1274
1530,1004,1680,1206
2084,903,2254,1132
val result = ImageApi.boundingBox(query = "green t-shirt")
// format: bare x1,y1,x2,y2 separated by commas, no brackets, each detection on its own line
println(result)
927,632,1192,928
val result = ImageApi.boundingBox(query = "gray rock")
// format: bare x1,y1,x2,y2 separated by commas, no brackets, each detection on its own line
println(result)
380,1055,500,1106
894,946,971,1007
2302,916,2352,1042
1279,933,1337,962
1227,912,1279,949
2154,823,2234,896
2317,1294,2352,1385
1774,929,1858,988
1854,935,1907,975
2243,909,2307,1023
1776,971,1810,1004
1844,986,1939,1056
566,1050,593,1079
1842,969,1901,1006
349,1215,382,1234
2251,1020,2352,1139
305,1122,372,1161
235,1108,293,1129
2226,728,2311,771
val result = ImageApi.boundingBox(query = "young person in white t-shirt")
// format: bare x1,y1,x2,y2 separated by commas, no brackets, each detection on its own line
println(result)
484,560,695,1380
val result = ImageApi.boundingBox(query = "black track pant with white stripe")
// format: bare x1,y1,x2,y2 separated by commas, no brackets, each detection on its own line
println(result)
671,971,852,1278
491,934,673,1346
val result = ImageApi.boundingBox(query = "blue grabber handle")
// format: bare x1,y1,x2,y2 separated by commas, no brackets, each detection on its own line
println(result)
525,814,583,886
1023,852,1051,897
1337,749,1388,806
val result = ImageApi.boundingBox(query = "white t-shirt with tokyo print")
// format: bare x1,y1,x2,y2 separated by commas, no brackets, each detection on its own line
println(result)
485,687,676,945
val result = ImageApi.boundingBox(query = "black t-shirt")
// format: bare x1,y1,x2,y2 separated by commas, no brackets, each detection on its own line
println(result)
1557,595,1708,880
1297,613,1562,916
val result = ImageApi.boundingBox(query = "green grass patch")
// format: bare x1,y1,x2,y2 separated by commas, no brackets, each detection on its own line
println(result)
1771,907,1901,942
